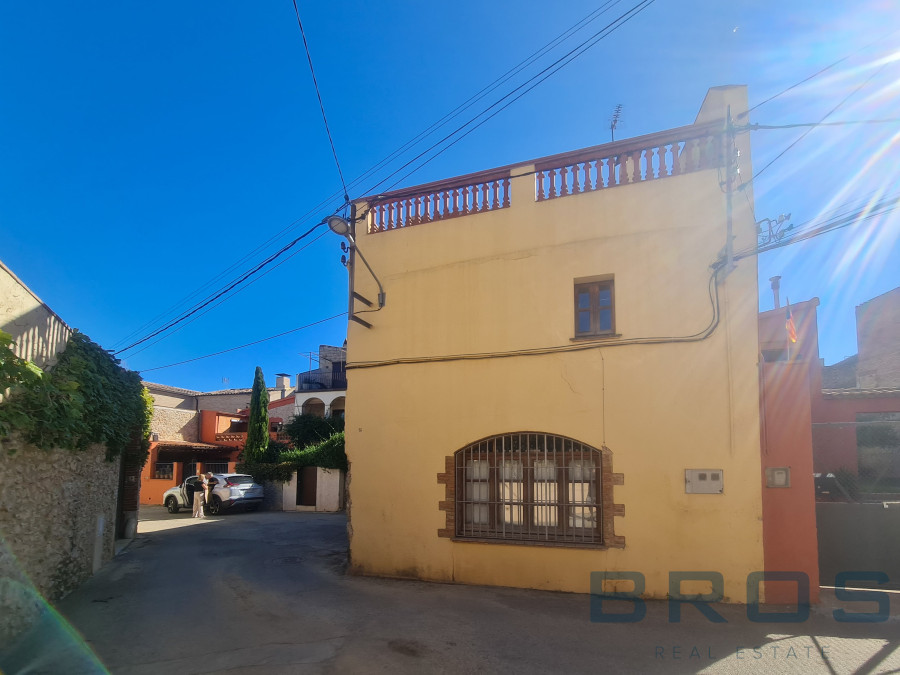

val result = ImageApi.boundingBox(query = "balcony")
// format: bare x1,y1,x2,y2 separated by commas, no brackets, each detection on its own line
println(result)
297,370,347,391
365,120,723,234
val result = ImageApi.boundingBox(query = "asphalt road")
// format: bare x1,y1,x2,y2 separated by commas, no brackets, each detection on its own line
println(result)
8,508,900,674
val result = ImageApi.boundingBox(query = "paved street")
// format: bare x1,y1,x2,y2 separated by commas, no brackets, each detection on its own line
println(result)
10,508,900,674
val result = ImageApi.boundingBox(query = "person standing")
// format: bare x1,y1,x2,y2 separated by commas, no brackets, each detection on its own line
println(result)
205,472,219,512
192,473,207,518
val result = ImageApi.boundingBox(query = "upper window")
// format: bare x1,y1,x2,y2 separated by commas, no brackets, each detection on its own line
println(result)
455,433,602,546
574,279,614,337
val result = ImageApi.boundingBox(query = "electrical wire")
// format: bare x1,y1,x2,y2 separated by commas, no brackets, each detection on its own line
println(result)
746,118,900,130
291,0,348,201
111,1,638,350
358,0,658,198
734,193,900,261
114,222,325,355
122,230,330,360
737,28,900,119
740,63,890,189
347,265,722,370
139,312,348,373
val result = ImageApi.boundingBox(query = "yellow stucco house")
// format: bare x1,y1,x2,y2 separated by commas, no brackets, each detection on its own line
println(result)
343,86,761,600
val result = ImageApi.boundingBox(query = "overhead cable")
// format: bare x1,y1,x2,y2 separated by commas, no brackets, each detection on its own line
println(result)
114,222,324,355
139,312,348,373
112,1,637,349
738,28,900,119
359,0,659,198
291,0,348,201
740,63,891,189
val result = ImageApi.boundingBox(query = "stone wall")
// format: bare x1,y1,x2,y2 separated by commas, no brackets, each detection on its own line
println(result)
197,392,253,413
150,406,199,442
857,287,900,389
0,438,120,645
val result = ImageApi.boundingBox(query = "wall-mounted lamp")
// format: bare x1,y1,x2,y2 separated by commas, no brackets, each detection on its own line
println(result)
325,212,386,311
327,215,352,237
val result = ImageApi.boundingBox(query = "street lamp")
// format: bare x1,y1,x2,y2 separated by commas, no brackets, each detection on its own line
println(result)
326,213,385,311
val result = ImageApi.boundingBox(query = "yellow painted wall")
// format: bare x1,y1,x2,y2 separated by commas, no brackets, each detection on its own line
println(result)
345,87,762,600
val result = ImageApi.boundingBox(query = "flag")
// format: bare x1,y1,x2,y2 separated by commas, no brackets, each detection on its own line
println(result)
785,299,797,344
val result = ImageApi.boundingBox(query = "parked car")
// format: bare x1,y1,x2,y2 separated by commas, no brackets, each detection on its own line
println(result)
163,473,264,515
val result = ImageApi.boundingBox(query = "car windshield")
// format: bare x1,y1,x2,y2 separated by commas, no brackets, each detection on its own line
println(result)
226,475,256,485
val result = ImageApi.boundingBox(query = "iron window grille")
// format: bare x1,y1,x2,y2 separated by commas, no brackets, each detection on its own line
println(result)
455,433,602,545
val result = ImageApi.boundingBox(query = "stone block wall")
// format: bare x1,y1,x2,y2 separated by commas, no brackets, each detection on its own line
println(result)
0,439,120,645
150,406,199,442
857,287,900,389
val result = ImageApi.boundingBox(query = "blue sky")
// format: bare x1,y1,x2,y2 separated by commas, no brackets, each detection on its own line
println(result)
1,1,898,391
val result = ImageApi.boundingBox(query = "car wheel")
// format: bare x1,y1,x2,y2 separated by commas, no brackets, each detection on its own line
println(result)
165,497,179,514
209,496,222,515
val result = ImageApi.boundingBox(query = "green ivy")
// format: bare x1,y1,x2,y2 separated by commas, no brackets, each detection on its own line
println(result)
0,330,152,464
238,432,347,483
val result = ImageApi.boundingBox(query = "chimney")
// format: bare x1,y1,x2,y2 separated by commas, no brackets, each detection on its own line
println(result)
769,276,781,309
276,373,291,391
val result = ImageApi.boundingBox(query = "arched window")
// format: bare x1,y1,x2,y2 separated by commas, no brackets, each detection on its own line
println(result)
439,433,623,548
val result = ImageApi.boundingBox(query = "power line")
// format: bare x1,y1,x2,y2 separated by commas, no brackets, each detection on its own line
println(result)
359,0,658,198
291,0,348,201
740,63,891,189
735,193,900,261
139,312,348,373
115,222,324,355
738,28,899,119
122,230,329,360
133,0,655,356
112,2,632,350
347,265,722,370
746,118,900,131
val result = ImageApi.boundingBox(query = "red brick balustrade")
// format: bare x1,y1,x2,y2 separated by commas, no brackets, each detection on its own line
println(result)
367,171,511,233
365,121,723,233
535,122,723,201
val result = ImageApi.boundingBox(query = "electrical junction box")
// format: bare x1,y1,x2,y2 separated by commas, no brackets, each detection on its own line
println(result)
685,469,724,494
765,467,791,488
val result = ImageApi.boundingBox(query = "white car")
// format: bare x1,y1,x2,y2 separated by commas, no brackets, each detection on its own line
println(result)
162,473,264,515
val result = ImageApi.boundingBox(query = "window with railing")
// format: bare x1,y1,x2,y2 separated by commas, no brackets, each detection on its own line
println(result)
153,463,173,480
454,433,609,546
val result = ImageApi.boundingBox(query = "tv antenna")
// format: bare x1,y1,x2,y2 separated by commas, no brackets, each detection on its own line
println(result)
610,104,623,142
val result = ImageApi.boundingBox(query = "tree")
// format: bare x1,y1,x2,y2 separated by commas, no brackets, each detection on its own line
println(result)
244,366,269,462
284,414,344,450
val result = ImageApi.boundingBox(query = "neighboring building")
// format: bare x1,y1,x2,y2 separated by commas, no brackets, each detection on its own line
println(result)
855,286,900,389
758,290,900,480
0,261,137,641
294,344,347,419
344,86,770,600
142,375,296,505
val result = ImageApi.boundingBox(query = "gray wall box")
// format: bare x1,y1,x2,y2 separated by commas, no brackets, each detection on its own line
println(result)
685,469,724,494
765,467,791,488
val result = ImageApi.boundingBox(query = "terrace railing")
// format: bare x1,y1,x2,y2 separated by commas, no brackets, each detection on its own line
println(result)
534,122,723,201
365,121,723,234
367,171,511,233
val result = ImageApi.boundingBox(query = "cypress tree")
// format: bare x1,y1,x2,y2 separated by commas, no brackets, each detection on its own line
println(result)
245,366,269,462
